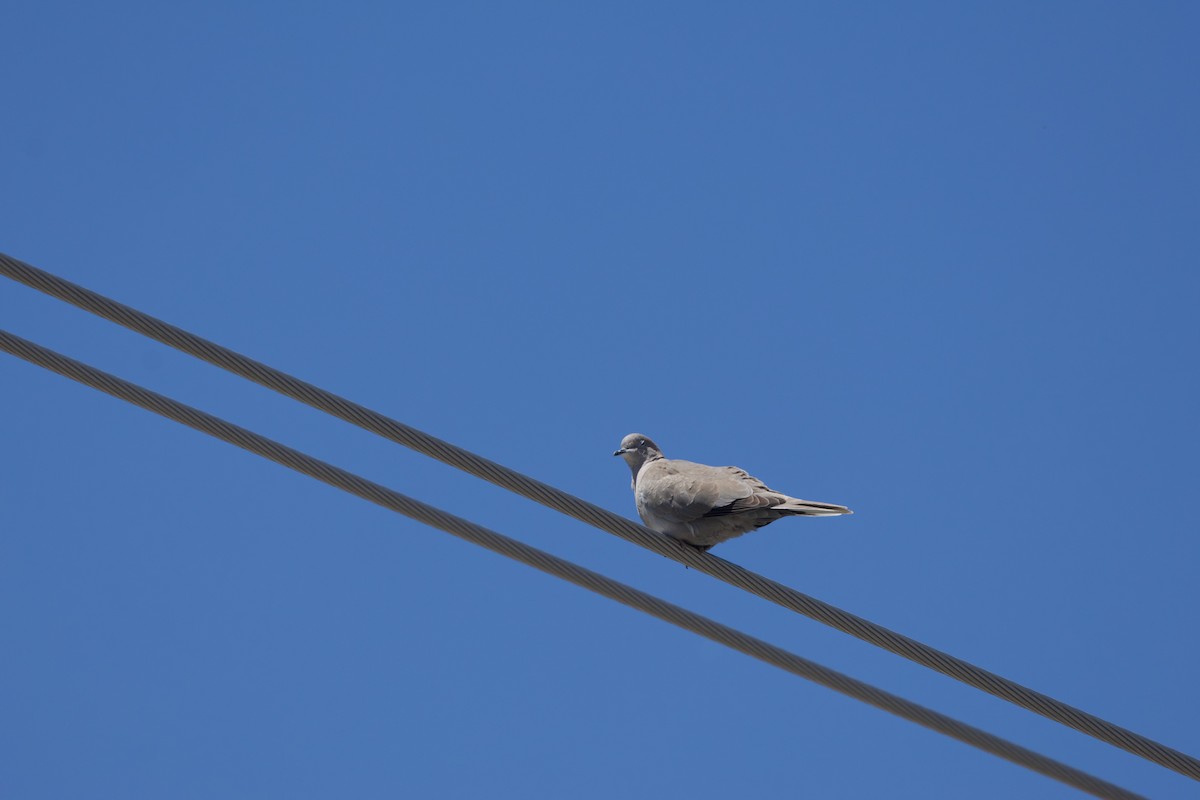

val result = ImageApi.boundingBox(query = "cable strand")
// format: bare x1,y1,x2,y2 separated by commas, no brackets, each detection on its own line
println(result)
1,251,1196,781
0,328,1146,800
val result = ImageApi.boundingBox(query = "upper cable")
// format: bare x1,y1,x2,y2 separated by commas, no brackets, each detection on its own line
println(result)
2,251,1196,782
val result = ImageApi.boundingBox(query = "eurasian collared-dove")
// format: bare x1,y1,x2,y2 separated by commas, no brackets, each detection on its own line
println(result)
614,433,851,549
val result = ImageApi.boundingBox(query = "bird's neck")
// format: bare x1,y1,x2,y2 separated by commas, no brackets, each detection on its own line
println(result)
630,453,663,481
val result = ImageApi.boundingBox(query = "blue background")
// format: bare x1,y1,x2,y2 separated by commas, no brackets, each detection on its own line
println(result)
2,3,1197,798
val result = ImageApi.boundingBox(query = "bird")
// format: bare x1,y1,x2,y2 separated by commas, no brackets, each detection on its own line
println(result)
613,433,851,549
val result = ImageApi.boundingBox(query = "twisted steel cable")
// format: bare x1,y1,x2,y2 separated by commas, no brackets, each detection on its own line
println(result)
0,329,1147,800
2,251,1196,782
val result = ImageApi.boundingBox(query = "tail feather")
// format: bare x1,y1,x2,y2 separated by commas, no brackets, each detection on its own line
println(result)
775,497,852,516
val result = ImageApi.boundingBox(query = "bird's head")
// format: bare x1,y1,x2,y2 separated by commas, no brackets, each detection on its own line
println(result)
613,433,664,472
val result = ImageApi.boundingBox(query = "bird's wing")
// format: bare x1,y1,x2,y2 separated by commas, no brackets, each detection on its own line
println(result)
638,460,777,523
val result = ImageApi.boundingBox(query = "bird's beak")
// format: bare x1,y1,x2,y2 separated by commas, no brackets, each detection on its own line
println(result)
613,448,627,456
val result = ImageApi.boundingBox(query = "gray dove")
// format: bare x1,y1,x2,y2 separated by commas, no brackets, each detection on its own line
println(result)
614,433,851,549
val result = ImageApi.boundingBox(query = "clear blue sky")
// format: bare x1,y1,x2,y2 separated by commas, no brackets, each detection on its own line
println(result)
2,3,1198,798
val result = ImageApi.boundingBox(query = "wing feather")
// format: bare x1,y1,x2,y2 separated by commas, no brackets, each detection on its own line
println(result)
638,460,781,523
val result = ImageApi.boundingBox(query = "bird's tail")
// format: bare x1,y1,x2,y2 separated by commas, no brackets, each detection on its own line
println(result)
776,497,852,516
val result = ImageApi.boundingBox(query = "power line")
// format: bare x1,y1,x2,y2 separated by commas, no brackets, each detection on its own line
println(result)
1,253,1196,782
0,329,1146,800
